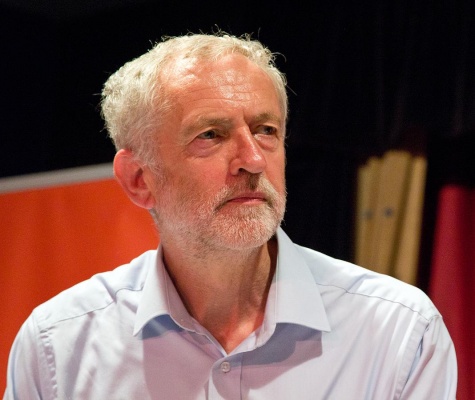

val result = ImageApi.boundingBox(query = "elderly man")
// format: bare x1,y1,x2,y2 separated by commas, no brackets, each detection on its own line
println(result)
5,33,456,399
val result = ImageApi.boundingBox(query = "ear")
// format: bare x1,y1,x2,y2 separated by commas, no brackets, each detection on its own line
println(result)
113,149,156,209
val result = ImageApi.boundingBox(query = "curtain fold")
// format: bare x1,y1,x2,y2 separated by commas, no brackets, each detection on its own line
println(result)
429,185,475,400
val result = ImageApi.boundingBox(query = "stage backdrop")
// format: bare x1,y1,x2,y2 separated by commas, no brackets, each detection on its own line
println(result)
0,164,159,393
429,185,475,400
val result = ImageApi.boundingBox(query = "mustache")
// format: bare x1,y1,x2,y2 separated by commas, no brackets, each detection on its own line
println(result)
214,175,281,211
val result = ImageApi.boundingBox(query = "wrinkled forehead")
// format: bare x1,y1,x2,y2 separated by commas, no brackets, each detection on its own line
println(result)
160,54,281,107
161,54,251,87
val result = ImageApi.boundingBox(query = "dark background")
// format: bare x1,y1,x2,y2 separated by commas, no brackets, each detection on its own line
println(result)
2,0,474,287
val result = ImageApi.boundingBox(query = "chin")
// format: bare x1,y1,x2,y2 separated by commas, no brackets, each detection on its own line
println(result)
206,211,281,251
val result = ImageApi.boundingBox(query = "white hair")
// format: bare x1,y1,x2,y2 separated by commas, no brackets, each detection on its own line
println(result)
101,32,288,168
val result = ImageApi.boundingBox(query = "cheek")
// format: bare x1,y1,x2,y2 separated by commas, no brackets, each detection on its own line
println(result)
266,153,286,187
184,156,230,187
175,170,218,200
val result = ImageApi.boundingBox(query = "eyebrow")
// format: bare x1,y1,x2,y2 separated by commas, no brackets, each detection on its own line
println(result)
181,112,283,138
251,112,282,127
182,117,233,139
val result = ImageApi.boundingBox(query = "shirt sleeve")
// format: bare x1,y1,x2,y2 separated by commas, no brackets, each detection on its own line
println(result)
399,315,457,399
4,312,55,400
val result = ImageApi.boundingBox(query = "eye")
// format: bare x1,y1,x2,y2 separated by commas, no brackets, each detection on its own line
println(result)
255,125,278,136
263,126,277,135
197,130,219,140
252,124,282,151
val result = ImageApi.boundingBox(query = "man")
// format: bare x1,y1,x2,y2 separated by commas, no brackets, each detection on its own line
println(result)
5,33,456,399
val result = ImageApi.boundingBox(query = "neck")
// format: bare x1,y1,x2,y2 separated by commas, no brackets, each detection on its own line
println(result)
160,234,278,353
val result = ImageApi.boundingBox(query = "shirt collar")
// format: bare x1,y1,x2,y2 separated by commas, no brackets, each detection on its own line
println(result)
269,228,331,332
134,227,331,336
133,246,195,336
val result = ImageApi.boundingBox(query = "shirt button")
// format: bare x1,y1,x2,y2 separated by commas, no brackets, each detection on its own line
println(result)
220,361,231,373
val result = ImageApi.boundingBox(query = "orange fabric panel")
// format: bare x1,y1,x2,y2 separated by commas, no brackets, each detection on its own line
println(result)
0,178,158,392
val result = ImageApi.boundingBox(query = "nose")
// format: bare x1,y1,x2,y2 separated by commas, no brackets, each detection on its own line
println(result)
229,130,267,175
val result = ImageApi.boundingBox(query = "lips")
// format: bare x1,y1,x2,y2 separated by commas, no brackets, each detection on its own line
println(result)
213,176,279,211
227,192,267,203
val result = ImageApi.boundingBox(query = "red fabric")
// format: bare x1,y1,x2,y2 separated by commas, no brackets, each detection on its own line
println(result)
0,179,158,393
429,185,475,400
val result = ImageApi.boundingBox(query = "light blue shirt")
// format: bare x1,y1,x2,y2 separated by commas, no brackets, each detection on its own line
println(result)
5,228,457,399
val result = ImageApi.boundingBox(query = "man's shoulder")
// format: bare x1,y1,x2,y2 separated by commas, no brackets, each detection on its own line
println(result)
31,250,157,331
294,244,439,321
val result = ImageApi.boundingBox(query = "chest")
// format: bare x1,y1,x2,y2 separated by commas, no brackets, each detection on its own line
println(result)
51,320,411,399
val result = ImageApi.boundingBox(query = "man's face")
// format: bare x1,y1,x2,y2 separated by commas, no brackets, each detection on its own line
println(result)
147,53,286,251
